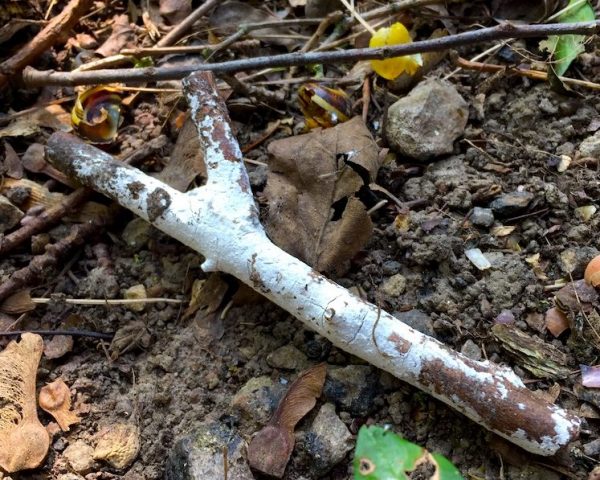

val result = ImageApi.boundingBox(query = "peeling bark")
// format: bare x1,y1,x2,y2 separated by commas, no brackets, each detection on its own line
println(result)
46,72,581,456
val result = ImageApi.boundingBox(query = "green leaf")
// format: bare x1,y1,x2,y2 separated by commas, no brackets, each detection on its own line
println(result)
353,426,463,480
541,0,595,76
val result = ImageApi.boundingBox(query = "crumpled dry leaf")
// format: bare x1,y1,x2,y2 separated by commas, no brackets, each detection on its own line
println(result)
264,117,380,276
209,1,300,49
39,378,80,431
0,104,72,138
96,14,136,58
156,117,206,191
0,333,50,473
185,274,231,346
247,363,327,478
159,0,191,25
492,0,557,22
1,140,23,178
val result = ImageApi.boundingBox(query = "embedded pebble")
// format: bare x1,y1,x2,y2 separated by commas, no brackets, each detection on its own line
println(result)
266,345,310,370
489,191,534,217
324,365,378,416
469,207,494,227
63,441,95,474
379,273,407,297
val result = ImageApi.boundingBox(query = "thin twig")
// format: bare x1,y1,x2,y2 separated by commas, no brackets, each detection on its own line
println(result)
30,297,182,305
0,329,113,339
0,0,92,89
122,39,261,58
21,21,600,87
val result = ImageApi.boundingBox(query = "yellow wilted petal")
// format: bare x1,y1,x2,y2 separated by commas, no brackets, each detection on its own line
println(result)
369,22,421,80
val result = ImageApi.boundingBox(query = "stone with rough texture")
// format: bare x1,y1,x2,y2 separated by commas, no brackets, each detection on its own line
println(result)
489,191,534,217
63,441,95,474
385,79,468,160
380,273,407,297
266,345,310,370
579,130,600,158
324,365,378,416
470,207,494,227
299,403,353,475
165,422,253,480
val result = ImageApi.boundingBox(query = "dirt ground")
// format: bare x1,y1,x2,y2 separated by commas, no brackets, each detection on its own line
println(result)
1,1,600,479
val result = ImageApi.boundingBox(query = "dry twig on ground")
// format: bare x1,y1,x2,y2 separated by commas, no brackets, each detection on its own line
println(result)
46,71,581,457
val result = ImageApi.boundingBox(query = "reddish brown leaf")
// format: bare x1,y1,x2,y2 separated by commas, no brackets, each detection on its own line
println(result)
247,363,327,478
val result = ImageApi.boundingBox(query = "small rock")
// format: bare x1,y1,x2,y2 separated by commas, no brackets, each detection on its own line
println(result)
121,218,152,250
469,207,494,227
63,441,95,474
382,260,401,275
380,274,407,297
0,195,24,233
204,370,220,390
460,339,482,361
57,475,85,480
93,423,140,470
385,79,468,161
78,266,119,299
248,164,268,189
165,422,253,480
393,309,435,337
489,191,534,217
559,247,599,277
124,284,147,312
300,403,353,475
579,130,600,158
267,345,310,370
324,365,378,416
231,376,285,425
584,439,600,457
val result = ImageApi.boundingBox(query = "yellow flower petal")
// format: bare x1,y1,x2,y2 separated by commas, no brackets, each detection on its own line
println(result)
369,22,421,80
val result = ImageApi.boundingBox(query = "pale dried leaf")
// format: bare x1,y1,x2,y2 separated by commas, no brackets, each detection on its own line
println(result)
96,14,136,57
43,335,74,359
159,0,191,25
39,378,80,431
0,333,50,472
0,104,71,138
0,289,36,314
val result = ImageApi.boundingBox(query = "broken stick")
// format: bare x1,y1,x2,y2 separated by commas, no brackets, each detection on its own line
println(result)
46,71,580,456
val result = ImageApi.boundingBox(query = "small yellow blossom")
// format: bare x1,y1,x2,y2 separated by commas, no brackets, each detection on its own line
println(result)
369,22,422,80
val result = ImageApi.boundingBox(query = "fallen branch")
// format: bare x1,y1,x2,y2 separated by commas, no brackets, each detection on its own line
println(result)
46,71,581,456
23,21,600,87
0,0,91,89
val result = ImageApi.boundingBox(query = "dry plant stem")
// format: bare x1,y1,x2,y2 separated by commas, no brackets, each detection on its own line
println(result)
0,222,99,302
0,329,113,339
0,188,90,256
47,71,581,456
456,56,600,90
154,0,220,47
22,21,600,87
0,0,91,89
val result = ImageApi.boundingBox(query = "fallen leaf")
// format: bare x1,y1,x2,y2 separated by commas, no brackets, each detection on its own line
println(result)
39,378,80,431
247,363,327,477
264,117,380,276
95,14,136,57
209,1,300,49
156,117,206,191
0,333,50,472
43,335,74,359
159,0,191,25
545,307,570,337
0,104,71,138
1,140,23,178
0,289,36,314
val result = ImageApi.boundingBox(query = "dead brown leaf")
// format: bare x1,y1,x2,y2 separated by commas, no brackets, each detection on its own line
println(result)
0,333,49,472
156,117,205,192
159,0,191,25
247,363,327,478
95,14,136,58
1,140,23,178
209,1,300,49
39,378,80,431
264,117,380,276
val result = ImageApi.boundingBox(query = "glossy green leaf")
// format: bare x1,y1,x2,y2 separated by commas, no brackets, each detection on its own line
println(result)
540,0,595,76
353,426,463,480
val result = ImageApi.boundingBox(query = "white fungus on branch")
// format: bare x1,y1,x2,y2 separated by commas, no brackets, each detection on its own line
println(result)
47,72,580,456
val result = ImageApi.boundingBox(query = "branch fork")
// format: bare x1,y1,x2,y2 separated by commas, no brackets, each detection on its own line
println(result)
47,72,580,456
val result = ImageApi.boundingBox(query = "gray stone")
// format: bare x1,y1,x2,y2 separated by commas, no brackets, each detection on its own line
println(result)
231,376,285,425
385,79,468,161
460,339,482,361
380,274,407,297
121,217,152,250
0,194,24,233
165,423,253,480
382,260,402,275
300,403,353,475
559,247,599,278
324,365,379,416
393,309,435,337
470,207,494,227
579,130,600,158
489,191,534,217
583,438,600,457
266,345,310,370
